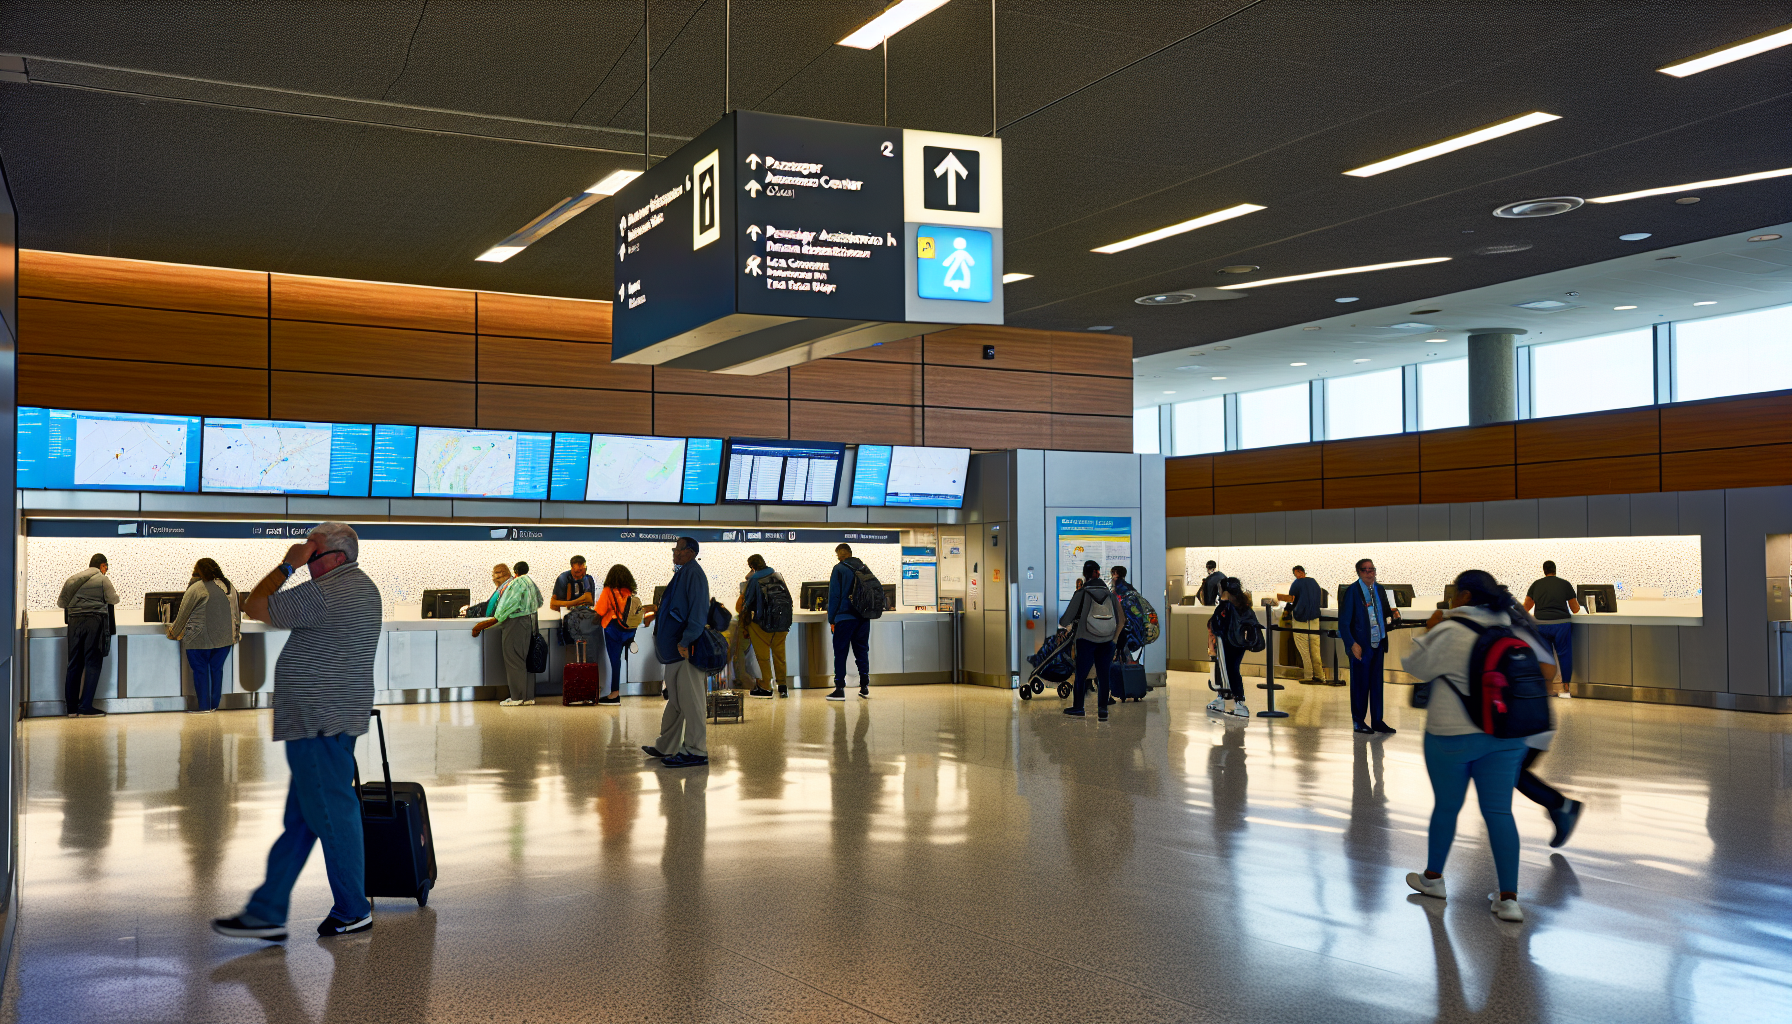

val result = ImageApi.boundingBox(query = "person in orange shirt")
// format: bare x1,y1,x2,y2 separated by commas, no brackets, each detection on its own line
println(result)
592,564,640,706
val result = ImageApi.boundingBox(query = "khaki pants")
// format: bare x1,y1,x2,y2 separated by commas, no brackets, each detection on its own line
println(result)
657,657,708,757
748,622,788,685
1292,617,1325,680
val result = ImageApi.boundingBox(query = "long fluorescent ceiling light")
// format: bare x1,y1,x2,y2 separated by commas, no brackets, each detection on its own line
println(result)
475,169,641,263
1589,166,1792,203
1092,203,1267,254
1659,23,1792,77
1343,112,1560,178
839,0,951,48
1215,257,1451,290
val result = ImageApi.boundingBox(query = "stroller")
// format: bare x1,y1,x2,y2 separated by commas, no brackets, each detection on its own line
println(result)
1019,626,1077,701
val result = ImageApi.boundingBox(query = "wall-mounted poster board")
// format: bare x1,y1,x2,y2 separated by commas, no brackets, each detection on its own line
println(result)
1056,516,1132,601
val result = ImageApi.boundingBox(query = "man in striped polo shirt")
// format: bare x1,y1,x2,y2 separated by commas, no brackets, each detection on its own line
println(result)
213,521,383,942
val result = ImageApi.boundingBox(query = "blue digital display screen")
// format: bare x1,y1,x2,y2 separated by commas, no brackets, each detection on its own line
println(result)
682,438,724,504
412,427,552,500
17,406,202,492
849,445,969,508
199,418,372,496
722,438,846,506
851,444,893,506
371,424,418,498
549,432,592,502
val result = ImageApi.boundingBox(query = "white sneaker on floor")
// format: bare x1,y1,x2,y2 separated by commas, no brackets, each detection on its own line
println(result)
1229,702,1251,718
498,698,523,707
521,699,536,706
1406,872,1446,899
1488,893,1525,921
1556,691,1573,699
1206,698,1226,713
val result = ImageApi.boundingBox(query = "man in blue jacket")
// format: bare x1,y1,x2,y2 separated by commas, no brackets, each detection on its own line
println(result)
826,543,871,701
1337,558,1400,735
644,536,710,767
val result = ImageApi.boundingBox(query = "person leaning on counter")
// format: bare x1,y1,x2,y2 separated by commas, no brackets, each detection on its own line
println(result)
472,561,544,707
58,553,121,718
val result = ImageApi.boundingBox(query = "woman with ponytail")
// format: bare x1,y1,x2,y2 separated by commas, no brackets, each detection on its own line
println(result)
1400,569,1558,923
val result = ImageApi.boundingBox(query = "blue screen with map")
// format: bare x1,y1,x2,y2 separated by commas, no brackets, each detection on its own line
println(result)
200,418,372,496
17,406,202,492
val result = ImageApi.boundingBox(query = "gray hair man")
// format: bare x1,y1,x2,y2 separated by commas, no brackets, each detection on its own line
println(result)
213,521,383,942
642,536,710,768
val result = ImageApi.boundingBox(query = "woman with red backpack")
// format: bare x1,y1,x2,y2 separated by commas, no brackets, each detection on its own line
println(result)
1401,569,1557,923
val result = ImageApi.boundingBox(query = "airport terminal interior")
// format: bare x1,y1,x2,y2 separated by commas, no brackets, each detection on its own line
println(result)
0,2,1789,1022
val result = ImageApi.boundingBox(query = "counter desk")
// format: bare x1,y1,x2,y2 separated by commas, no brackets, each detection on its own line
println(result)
23,607,955,718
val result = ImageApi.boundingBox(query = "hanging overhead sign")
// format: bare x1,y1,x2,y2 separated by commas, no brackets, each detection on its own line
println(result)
611,111,1003,375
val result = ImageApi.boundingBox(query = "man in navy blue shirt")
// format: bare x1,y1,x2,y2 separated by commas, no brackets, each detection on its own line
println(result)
1276,566,1327,684
643,536,710,767
826,543,871,701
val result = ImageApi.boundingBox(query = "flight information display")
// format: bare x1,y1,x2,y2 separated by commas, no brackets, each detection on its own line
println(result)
722,438,845,506
682,438,724,504
371,424,418,498
850,445,970,508
201,418,372,496
548,432,593,502
413,427,552,499
550,433,724,504
17,406,201,492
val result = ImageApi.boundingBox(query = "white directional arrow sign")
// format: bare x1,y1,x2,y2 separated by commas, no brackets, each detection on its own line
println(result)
618,243,626,261
933,151,970,206
744,180,762,197
746,224,762,240
685,175,692,191
746,154,762,170
618,285,625,301
744,255,762,276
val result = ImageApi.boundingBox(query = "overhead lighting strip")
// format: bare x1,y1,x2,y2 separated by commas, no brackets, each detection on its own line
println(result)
1658,23,1792,77
1092,203,1266,254
839,0,952,49
1343,111,1560,178
1588,166,1792,203
1215,257,1451,290
474,169,643,263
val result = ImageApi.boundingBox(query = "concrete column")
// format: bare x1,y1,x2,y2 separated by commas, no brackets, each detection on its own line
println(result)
1466,328,1527,426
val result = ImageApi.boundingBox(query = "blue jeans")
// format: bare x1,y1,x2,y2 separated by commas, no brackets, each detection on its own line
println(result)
1423,731,1528,893
245,733,368,926
1536,622,1573,685
603,622,636,694
831,618,871,690
186,646,230,711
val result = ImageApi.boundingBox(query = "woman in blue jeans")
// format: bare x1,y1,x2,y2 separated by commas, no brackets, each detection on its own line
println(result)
1401,569,1557,923
165,558,242,713
592,564,638,705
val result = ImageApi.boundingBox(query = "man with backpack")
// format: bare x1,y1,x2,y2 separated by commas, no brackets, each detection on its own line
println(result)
1199,560,1226,606
1060,561,1120,720
740,554,793,698
825,543,884,700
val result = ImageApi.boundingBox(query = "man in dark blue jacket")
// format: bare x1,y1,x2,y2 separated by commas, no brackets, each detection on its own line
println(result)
1337,558,1400,735
826,543,871,701
645,536,710,767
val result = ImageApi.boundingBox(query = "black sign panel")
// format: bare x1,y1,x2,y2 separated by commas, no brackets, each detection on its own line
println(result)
736,111,904,323
922,146,980,214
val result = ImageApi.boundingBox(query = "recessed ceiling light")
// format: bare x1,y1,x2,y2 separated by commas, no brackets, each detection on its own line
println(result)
1002,272,1034,283
1590,167,1792,203
1474,242,1534,255
1217,265,1259,274
1335,297,1360,303
838,0,950,48
476,245,526,263
1213,257,1450,291
1093,204,1267,254
1135,292,1200,305
1087,326,1113,332
1614,305,1638,310
1513,298,1576,311
585,169,642,195
1694,301,1717,306
1751,234,1783,242
1425,338,1447,343
1353,358,1371,363
1675,197,1701,204
1656,255,1680,260
1658,22,1792,77
1343,111,1560,177
1290,362,1307,366
1493,197,1584,218
1174,365,1205,371
1211,376,1227,381
1381,322,1438,330
1618,233,1653,241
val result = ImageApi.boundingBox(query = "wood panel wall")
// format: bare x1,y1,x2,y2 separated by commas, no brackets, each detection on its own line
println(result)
17,251,1133,451
1167,392,1792,517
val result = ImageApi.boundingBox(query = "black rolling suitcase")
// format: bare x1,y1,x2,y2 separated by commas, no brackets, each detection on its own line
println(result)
1109,651,1149,702
356,709,438,906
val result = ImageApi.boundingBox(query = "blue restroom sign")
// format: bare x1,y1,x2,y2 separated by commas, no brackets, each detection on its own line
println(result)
916,226,992,302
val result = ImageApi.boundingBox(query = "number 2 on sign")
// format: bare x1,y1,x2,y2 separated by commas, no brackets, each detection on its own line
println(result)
880,141,894,157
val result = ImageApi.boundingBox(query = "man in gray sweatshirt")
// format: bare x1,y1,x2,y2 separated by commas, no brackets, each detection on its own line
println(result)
57,553,120,717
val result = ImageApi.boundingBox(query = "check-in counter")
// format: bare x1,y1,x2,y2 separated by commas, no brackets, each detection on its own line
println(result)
23,606,955,716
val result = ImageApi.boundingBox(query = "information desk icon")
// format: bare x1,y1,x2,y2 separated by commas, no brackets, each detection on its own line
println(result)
916,226,993,303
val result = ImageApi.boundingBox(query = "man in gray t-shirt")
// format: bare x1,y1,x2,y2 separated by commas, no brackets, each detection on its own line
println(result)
1524,560,1582,694
57,553,120,717
214,521,383,943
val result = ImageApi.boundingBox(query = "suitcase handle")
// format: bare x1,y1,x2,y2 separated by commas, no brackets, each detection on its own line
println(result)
353,709,399,818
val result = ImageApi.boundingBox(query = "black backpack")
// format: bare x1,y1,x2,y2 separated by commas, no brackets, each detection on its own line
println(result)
1437,619,1553,739
706,598,732,632
1223,604,1266,653
844,558,886,619
756,575,794,633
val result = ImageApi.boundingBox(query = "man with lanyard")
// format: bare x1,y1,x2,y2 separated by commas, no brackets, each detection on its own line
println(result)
1337,558,1400,735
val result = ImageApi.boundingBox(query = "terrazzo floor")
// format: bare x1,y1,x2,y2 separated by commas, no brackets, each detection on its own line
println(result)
2,675,1788,1023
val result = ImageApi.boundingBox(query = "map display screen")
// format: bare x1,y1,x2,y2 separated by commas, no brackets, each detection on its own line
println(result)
16,406,201,492
585,434,685,503
371,424,418,498
850,445,970,508
722,438,845,506
200,418,372,495
413,427,552,499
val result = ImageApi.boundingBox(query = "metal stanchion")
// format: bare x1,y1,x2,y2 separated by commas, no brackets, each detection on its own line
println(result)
1257,598,1289,719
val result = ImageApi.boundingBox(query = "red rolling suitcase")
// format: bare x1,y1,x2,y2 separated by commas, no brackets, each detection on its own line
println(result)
563,640,601,705
356,709,437,906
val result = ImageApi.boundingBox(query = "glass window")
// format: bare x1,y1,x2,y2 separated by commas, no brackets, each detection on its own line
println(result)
1324,368,1403,439
1674,303,1792,402
1133,406,1159,454
1419,358,1468,431
1238,383,1310,449
1531,329,1654,418
1171,397,1225,455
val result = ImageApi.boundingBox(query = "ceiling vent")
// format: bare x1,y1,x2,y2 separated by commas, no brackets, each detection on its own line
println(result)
1135,292,1199,305
1512,299,1582,313
1474,241,1534,255
1493,197,1584,219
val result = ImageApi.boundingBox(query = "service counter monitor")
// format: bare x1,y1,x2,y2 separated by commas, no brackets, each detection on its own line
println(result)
800,582,829,611
420,589,471,619
1577,585,1618,613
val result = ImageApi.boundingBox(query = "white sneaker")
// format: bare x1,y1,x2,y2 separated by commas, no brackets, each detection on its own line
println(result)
1406,872,1446,899
1556,691,1573,699
1206,698,1225,713
1229,702,1252,718
521,699,536,706
1489,893,1525,921
498,698,523,707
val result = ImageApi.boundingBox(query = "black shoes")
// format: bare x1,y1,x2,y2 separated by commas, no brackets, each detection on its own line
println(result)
662,753,709,768
597,694,621,705
777,684,789,698
858,689,871,699
825,691,846,701
749,688,774,699
1063,707,1085,717
641,745,666,757
1353,723,1375,735
1372,722,1397,734
317,912,373,937
211,915,287,942
1549,799,1585,848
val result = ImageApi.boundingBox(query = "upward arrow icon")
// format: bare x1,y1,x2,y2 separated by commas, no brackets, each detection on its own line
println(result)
744,180,763,197
933,151,970,206
746,225,762,240
746,154,762,170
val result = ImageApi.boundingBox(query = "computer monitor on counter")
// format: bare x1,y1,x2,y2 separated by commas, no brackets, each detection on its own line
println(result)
799,582,829,611
421,589,471,619
1577,584,1618,613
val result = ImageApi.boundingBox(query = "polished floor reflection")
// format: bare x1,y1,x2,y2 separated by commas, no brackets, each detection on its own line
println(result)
4,676,1790,1023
